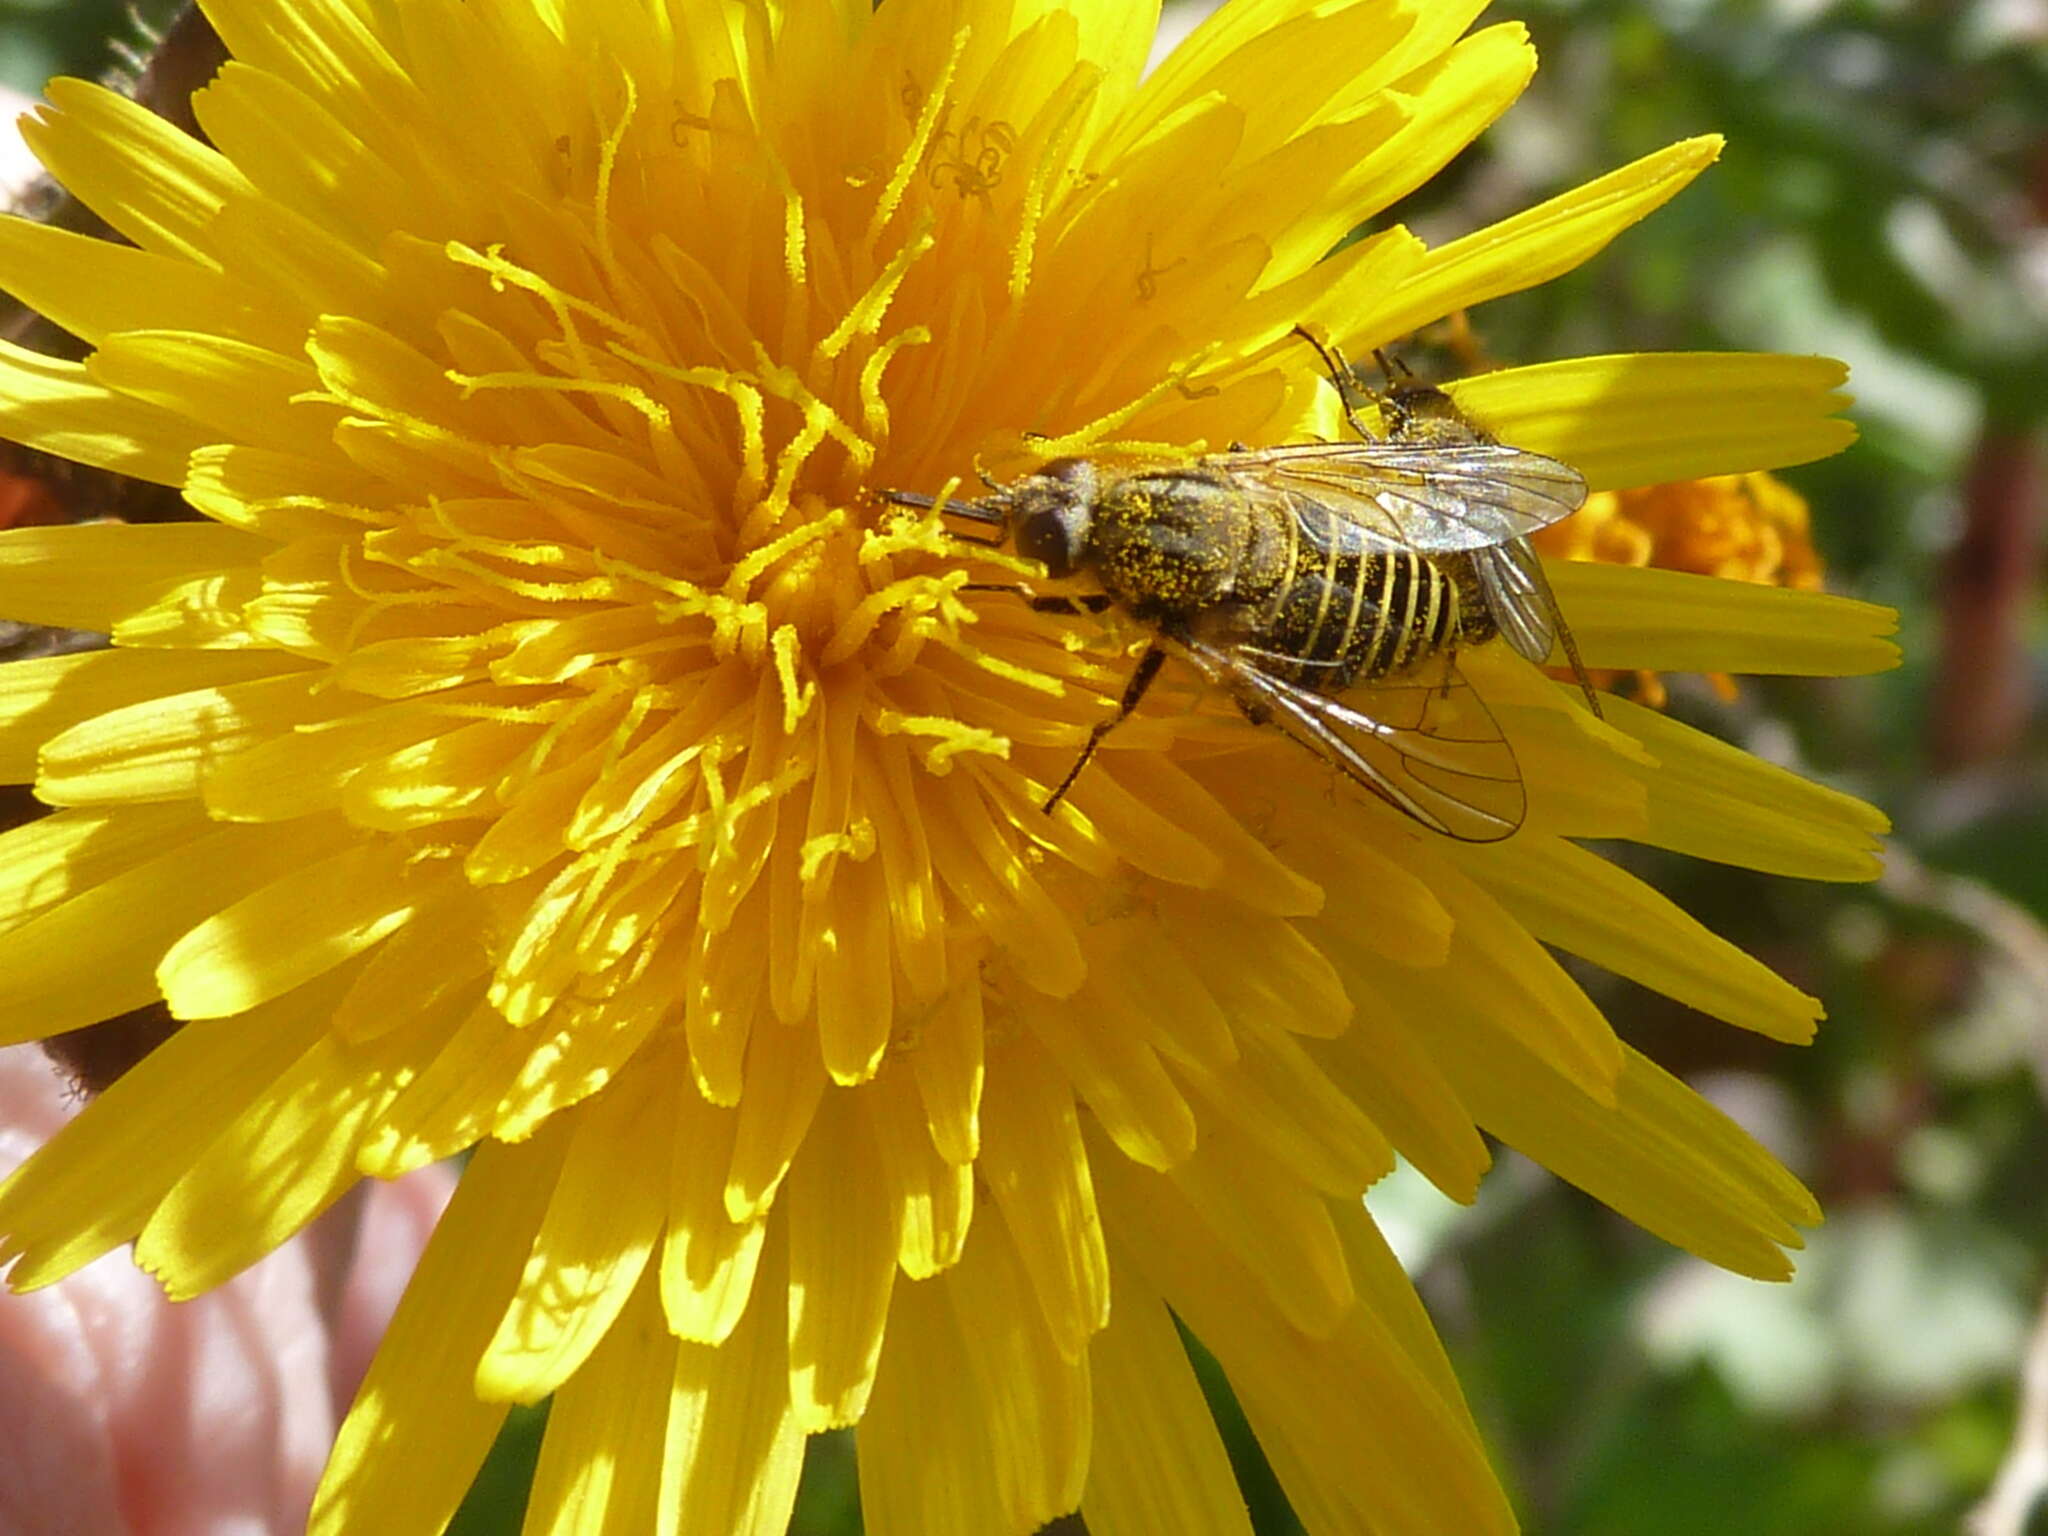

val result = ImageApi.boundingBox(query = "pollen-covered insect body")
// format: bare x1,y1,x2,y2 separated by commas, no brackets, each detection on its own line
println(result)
891,340,1595,842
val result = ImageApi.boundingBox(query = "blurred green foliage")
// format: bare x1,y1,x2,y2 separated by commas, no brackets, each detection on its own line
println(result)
12,1,2045,1532
0,0,170,96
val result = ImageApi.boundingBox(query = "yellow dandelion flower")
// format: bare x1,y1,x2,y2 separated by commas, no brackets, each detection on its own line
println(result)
0,2,1896,1533
1537,470,1830,704
1537,470,1824,591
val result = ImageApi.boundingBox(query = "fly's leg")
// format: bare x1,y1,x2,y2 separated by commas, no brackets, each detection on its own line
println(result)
1559,617,1603,718
1042,643,1167,813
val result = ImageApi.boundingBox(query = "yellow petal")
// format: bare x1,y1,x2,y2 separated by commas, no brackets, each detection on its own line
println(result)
1095,1143,1513,1536
182,442,386,541
1177,105,1408,307
314,1132,564,1536
924,772,1087,995
1115,0,1417,166
0,214,284,349
1471,650,1658,839
0,802,210,937
784,1089,899,1429
1091,919,1238,1071
202,695,487,822
1021,97,1250,414
0,977,332,1287
867,744,949,1002
1330,0,1495,112
329,630,525,701
910,974,984,1165
813,849,897,1084
1418,1028,1817,1279
109,566,266,650
1606,692,1890,881
659,1225,807,1536
941,1209,1093,1528
1018,986,1197,1171
356,2,558,203
725,1033,827,1222
522,1271,672,1536
1458,831,1824,1043
977,1041,1111,1358
23,79,245,266
1171,1010,1396,1197
1450,351,1857,491
332,890,489,1042
682,909,760,1107
134,993,441,1298
1250,224,1428,370
1364,136,1722,346
1269,23,1533,275
191,62,415,256
35,665,330,806
1549,559,1899,677
859,1268,1012,1536
353,999,530,1177
0,818,334,1045
1393,842,1628,1102
0,340,211,484
863,1069,974,1280
156,835,429,1020
1328,1198,1475,1413
198,0,419,114
1080,1248,1255,1536
1306,980,1492,1204
1051,0,1158,126
662,1086,767,1346
87,329,338,462
490,973,672,1140
1087,751,1324,914
1167,1117,1356,1336
1156,893,1352,1038
341,717,536,830
1057,759,1223,889
476,1069,667,1403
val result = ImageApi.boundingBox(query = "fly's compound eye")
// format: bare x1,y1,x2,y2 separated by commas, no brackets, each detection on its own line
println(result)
1009,459,1096,577
1014,501,1087,577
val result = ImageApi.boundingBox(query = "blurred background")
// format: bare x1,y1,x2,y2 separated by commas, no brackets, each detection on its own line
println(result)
3,0,2043,1531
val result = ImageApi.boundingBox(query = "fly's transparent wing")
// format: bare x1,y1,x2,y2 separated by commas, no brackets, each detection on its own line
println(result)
1471,538,1555,665
1214,441,1588,555
1184,636,1527,842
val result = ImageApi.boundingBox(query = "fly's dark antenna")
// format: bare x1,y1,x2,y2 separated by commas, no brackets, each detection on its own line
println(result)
875,486,1009,548
1371,346,1416,385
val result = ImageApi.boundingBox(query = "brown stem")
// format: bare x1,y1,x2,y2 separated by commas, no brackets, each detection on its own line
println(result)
1930,428,2043,771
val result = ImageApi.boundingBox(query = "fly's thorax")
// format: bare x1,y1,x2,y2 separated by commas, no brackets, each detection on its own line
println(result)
1381,381,1490,446
1088,468,1253,619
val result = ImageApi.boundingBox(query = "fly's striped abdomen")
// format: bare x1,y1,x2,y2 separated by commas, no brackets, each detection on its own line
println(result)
1243,502,1461,692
